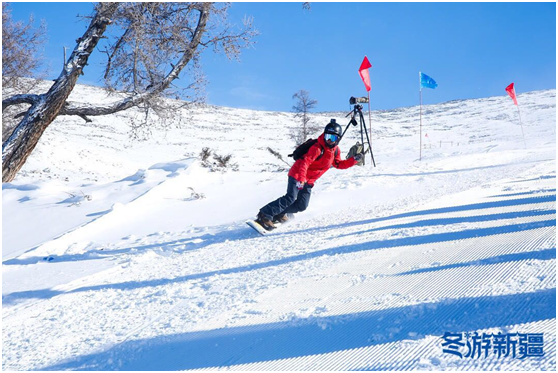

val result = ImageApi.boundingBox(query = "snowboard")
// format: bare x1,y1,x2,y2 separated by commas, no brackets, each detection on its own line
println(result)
246,220,271,236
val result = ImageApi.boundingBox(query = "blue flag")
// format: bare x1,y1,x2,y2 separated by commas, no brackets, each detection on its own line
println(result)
419,72,438,89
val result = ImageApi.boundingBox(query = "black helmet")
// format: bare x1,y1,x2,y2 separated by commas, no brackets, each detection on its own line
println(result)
323,119,342,148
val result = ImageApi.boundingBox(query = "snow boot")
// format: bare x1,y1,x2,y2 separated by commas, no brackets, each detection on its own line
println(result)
256,212,276,231
273,213,296,224
273,213,289,224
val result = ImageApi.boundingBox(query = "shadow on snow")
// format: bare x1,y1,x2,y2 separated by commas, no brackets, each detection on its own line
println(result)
394,247,556,277
279,194,556,238
333,209,555,240
43,288,556,370
3,219,555,305
488,189,555,199
2,225,255,267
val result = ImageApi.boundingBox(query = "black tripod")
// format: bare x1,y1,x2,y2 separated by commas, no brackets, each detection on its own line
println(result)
341,104,376,167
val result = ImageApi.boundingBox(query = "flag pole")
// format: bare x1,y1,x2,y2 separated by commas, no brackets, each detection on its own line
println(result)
515,90,527,148
419,87,423,161
367,91,373,166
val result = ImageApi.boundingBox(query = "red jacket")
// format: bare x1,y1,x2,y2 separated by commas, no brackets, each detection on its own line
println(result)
289,134,357,185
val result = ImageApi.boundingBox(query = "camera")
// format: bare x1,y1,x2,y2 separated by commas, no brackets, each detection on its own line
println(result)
349,96,369,105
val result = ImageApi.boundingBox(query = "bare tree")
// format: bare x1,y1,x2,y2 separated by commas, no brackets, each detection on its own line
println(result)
291,89,319,146
2,2,257,182
2,3,46,90
2,2,47,141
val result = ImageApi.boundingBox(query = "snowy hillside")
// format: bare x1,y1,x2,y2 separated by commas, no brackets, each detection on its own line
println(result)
2,84,556,370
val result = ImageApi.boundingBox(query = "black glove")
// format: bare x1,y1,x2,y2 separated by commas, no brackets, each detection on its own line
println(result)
354,153,364,162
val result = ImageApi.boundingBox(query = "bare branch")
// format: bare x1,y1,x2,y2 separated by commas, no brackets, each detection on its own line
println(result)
13,112,27,120
102,26,132,80
2,94,41,112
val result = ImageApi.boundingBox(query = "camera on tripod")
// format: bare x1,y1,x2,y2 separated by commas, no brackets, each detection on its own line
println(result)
349,96,369,105
342,96,376,167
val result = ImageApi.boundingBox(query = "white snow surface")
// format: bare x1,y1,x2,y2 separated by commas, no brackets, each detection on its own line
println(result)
2,83,556,370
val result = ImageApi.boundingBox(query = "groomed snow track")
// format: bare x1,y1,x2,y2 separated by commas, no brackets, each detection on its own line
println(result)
6,172,551,371
2,87,556,371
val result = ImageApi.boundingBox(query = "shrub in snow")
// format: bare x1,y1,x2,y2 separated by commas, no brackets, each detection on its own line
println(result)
200,147,212,163
199,148,239,172
60,191,92,207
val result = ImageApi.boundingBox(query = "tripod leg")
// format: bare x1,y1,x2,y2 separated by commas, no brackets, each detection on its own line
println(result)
360,118,366,165
341,121,352,139
360,111,376,167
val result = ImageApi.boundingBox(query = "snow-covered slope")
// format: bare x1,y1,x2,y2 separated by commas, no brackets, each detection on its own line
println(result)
2,84,556,370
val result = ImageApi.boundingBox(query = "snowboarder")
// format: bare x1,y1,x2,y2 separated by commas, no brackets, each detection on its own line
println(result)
255,120,363,231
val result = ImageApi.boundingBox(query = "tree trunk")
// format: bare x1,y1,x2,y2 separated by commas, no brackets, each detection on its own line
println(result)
2,3,211,182
2,3,118,183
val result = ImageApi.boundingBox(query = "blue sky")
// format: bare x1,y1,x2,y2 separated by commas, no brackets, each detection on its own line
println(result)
8,2,556,112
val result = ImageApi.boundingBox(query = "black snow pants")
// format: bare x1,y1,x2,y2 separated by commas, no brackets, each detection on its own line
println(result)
259,176,312,220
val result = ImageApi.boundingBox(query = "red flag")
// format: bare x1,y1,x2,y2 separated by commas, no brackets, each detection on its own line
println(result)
358,56,372,92
506,83,518,105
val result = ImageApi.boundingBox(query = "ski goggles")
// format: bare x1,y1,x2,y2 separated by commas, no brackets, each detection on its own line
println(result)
324,133,339,142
